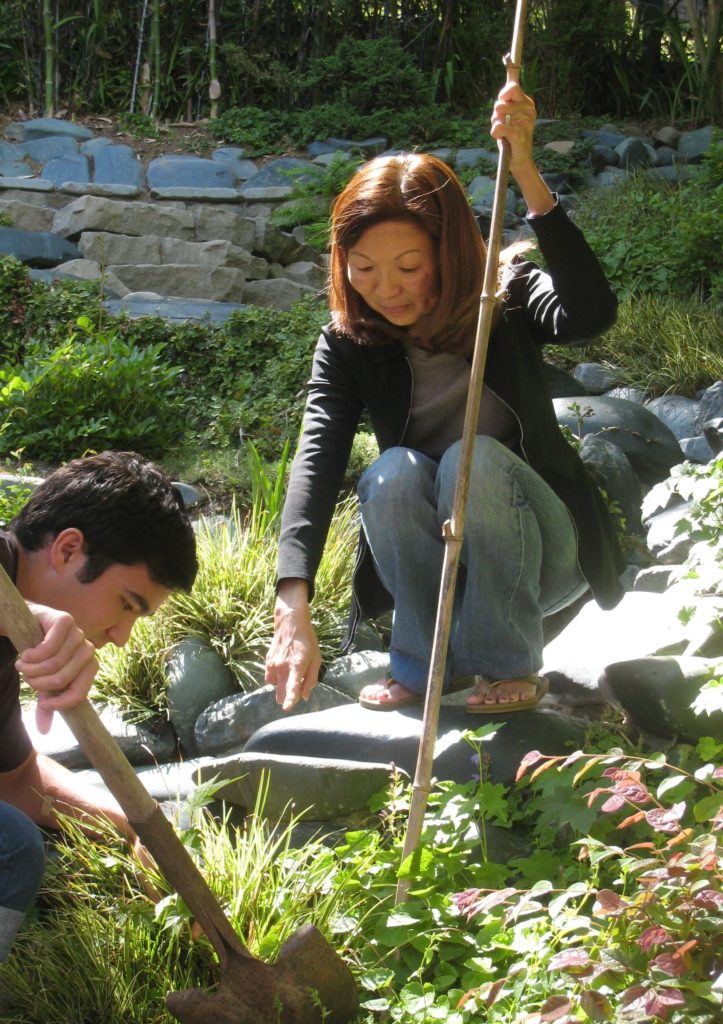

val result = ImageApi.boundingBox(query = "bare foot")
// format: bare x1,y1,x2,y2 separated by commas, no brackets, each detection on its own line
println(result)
466,676,538,709
359,679,421,708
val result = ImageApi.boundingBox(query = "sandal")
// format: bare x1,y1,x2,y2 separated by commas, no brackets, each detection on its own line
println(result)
466,674,549,715
359,679,424,711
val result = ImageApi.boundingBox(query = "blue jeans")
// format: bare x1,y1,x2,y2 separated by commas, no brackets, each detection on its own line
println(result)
0,802,46,961
357,438,588,693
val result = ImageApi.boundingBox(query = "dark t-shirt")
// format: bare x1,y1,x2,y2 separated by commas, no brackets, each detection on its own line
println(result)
0,532,33,772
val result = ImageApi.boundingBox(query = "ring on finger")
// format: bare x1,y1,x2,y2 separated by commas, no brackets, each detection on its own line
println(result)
504,113,512,126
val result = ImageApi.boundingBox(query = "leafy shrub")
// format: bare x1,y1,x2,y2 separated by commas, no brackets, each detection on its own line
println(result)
271,152,358,251
574,136,723,305
0,317,184,461
176,298,327,459
0,457,35,528
301,36,435,116
0,257,102,361
208,105,295,155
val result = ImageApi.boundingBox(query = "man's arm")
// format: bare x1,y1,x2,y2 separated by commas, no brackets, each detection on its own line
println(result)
0,748,130,837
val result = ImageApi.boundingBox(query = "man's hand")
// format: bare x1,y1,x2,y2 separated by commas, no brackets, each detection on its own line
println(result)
18,604,98,734
265,580,322,711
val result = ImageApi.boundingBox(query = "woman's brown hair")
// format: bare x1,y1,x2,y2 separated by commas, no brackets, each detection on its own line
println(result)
329,153,486,352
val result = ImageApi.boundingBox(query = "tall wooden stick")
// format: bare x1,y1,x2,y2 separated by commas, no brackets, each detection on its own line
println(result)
395,0,529,906
42,0,54,115
208,0,221,119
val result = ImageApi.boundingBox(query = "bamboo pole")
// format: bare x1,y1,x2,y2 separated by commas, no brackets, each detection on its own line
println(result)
395,0,528,906
150,0,161,120
42,0,54,115
208,0,221,119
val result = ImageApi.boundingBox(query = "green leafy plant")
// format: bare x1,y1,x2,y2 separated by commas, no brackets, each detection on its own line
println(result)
574,137,723,307
0,451,35,528
0,316,184,461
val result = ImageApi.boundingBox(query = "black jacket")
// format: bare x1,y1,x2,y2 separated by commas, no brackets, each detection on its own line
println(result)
278,202,625,642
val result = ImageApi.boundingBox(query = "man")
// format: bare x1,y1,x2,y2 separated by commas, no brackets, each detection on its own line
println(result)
0,451,197,960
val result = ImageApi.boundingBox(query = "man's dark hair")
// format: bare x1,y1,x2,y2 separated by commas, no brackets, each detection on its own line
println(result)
11,452,197,592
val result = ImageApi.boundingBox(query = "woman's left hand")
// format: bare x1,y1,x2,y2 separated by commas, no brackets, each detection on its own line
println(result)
490,81,537,173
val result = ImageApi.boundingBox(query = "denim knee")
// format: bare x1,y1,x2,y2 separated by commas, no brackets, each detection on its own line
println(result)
358,446,436,508
0,803,46,913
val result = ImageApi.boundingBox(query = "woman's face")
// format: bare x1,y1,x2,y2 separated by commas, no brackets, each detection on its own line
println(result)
346,219,439,328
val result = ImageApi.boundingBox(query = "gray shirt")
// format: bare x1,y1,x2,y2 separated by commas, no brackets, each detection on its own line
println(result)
402,340,519,458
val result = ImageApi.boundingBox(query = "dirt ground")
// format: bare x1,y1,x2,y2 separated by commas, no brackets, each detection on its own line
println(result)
0,106,297,171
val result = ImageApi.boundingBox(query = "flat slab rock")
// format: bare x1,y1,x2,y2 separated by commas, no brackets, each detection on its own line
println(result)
196,751,406,821
243,702,587,786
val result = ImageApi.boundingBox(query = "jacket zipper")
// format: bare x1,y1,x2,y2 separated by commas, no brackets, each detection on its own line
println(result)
345,353,414,652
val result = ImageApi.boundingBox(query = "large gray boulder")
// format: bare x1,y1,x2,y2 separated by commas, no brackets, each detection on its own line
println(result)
165,637,237,756
0,226,80,267
191,205,257,249
243,703,587,786
104,296,245,324
578,433,642,535
543,590,722,696
695,381,723,434
0,199,54,232
147,154,236,190
42,152,90,186
553,396,683,485
645,395,700,442
93,143,145,188
108,263,247,302
194,683,351,756
196,751,403,821
22,703,176,770
599,656,723,741
17,117,94,142
53,195,195,240
80,230,267,276
243,277,314,310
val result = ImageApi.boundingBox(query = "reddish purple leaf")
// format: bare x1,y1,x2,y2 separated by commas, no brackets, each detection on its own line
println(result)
560,750,586,768
616,783,652,805
548,948,592,972
516,749,544,781
540,995,572,1020
451,888,480,913
652,953,686,977
580,989,613,1021
637,926,670,952
600,793,626,813
466,887,518,916
593,889,627,916
644,802,686,833
694,888,723,909
622,986,685,1019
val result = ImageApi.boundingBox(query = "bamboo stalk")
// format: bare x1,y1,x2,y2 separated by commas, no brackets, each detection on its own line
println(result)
208,0,220,118
395,0,529,906
42,0,54,115
150,0,161,120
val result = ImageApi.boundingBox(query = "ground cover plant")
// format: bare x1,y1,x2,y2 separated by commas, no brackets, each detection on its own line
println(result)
1,721,720,1023
1,26,722,1016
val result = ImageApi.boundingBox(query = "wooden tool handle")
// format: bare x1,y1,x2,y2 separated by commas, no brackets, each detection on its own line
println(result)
0,561,251,965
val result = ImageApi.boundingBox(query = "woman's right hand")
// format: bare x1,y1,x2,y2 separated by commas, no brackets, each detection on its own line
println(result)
265,579,322,711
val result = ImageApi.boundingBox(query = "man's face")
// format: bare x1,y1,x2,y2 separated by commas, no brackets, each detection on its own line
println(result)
61,559,171,649
40,533,171,649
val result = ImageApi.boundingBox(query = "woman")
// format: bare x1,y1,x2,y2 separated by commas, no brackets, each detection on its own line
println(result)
266,82,624,713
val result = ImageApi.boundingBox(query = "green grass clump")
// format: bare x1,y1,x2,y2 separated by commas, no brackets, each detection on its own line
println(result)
553,294,723,398
94,495,359,715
